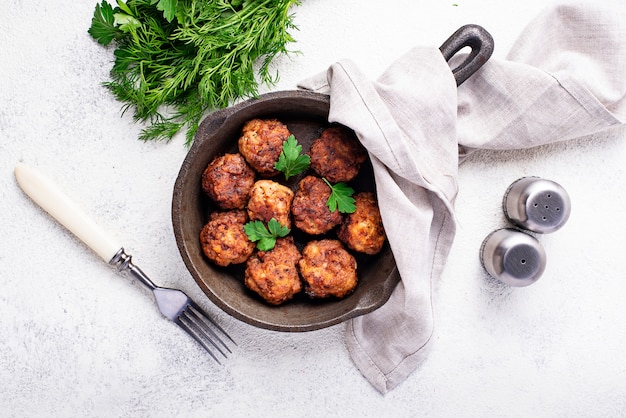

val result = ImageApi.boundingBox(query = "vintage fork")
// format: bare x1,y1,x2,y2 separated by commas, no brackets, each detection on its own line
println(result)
14,163,235,363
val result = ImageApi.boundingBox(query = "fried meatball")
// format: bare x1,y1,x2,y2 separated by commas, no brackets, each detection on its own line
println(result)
247,179,294,228
291,175,343,235
298,239,357,299
200,210,255,267
338,192,386,255
238,118,291,177
309,126,368,183
201,153,255,210
244,237,302,305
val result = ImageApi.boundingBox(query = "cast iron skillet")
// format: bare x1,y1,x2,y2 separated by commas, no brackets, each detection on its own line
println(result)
172,24,494,332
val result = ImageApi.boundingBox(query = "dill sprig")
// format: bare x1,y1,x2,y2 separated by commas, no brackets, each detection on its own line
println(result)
89,0,300,145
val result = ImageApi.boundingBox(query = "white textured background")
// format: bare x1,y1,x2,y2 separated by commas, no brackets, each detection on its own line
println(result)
2,0,626,416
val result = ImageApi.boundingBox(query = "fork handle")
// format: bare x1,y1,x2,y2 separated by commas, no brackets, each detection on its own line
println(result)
14,163,122,263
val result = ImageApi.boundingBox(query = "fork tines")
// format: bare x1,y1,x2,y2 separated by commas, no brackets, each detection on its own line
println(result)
176,301,236,364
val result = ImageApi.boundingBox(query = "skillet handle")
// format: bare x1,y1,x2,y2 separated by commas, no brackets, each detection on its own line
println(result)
439,24,494,86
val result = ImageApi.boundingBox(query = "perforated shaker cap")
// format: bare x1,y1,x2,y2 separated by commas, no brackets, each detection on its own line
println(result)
480,228,547,286
503,177,571,234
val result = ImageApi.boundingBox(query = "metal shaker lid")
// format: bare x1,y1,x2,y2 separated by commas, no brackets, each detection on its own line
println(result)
503,177,571,234
480,228,547,286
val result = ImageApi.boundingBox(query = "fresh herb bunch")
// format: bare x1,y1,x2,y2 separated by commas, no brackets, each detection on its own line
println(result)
244,218,290,251
274,135,310,180
88,0,300,145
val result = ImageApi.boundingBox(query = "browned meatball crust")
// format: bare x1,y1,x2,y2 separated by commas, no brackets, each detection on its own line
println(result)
291,176,343,235
238,118,292,177
244,237,302,305
201,153,255,210
247,179,294,228
309,126,368,183
200,210,255,267
338,192,386,255
298,239,357,299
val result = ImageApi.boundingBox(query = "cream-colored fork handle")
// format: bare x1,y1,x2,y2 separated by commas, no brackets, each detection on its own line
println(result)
14,163,121,263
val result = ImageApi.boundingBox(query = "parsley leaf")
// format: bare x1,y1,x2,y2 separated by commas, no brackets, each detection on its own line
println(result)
116,0,134,15
274,135,311,180
323,178,356,214
113,13,141,33
152,0,178,22
243,218,291,251
88,1,121,46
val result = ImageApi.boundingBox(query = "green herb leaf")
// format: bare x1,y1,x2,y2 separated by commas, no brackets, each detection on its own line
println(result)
323,178,356,214
88,1,121,46
243,218,291,251
267,218,290,237
152,0,178,22
116,0,133,15
274,135,311,179
113,13,141,32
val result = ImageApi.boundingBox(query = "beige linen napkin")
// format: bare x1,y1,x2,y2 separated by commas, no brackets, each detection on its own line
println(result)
298,0,626,394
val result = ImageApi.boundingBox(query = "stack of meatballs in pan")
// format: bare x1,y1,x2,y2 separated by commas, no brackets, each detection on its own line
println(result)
199,118,386,306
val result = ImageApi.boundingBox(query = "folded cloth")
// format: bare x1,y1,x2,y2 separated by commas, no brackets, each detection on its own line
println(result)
298,0,626,394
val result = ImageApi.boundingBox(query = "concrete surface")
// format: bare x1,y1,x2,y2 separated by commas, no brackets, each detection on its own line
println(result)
2,0,625,416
